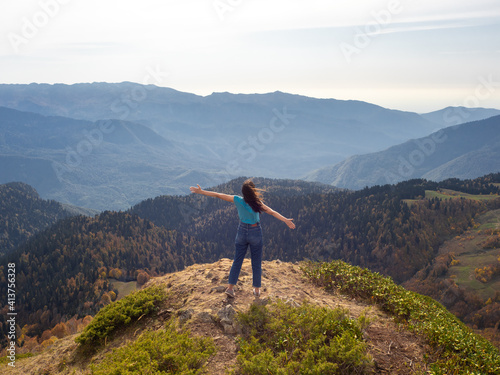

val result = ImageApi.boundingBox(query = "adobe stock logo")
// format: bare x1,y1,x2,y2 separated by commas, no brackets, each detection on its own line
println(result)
223,106,296,178
212,0,244,21
8,0,72,53
384,131,447,184
51,65,170,182
340,0,405,63
384,74,499,185
442,75,500,126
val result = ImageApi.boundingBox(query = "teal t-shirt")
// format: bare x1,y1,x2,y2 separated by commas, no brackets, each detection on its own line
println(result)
234,195,260,224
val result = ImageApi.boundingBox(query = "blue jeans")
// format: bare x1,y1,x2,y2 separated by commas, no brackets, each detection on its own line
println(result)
228,222,263,288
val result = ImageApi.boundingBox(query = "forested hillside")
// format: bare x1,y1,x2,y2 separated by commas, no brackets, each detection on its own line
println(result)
1,174,499,349
0,182,75,256
0,211,211,344
129,177,340,231
132,175,500,282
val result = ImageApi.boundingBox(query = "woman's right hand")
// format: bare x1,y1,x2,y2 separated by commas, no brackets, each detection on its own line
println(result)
189,184,203,194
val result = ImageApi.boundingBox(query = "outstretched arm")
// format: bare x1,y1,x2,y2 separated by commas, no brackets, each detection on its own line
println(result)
262,204,295,229
189,184,234,203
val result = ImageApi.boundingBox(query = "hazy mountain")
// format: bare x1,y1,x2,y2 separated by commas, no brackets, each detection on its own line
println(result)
306,116,500,189
0,106,222,210
2,83,499,210
421,106,500,127
0,82,441,181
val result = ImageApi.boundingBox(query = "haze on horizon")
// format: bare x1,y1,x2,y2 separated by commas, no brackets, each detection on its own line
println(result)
1,0,499,113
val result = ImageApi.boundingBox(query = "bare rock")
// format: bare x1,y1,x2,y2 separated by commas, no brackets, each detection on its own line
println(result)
178,308,194,324
217,305,238,334
217,305,235,323
211,286,226,293
196,311,214,323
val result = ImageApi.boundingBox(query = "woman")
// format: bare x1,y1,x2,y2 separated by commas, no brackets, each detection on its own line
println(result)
189,179,295,298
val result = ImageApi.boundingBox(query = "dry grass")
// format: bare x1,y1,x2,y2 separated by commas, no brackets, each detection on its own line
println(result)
8,259,431,374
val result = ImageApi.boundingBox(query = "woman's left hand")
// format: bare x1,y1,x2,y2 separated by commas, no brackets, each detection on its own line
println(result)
285,218,296,229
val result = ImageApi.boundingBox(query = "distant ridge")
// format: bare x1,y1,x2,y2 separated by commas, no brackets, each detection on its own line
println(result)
421,106,500,127
1,83,499,209
306,115,500,189
0,106,217,210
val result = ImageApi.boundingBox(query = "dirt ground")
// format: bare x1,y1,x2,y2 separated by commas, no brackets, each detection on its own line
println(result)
9,258,432,374
151,258,431,374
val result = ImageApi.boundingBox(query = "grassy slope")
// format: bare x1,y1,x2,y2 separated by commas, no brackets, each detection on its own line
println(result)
404,189,500,301
404,189,500,300
304,261,500,374
404,188,499,205
425,189,500,201
440,208,500,301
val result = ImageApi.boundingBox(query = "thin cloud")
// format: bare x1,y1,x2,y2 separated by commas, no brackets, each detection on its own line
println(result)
365,19,486,37
1,0,499,112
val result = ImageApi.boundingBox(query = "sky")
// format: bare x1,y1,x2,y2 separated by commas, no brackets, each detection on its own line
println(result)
1,0,499,113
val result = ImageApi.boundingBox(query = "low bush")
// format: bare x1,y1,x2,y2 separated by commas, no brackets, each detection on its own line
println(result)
303,260,500,374
75,285,166,347
234,300,373,374
90,318,216,375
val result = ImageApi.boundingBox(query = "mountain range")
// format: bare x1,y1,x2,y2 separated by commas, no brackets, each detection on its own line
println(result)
0,106,219,210
0,82,499,210
306,115,500,189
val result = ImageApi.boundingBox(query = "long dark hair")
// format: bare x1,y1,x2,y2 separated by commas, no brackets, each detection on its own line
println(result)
242,179,264,213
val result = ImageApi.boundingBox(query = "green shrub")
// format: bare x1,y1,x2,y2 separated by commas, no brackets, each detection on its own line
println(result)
234,300,373,374
303,261,500,374
90,318,216,375
75,285,166,347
